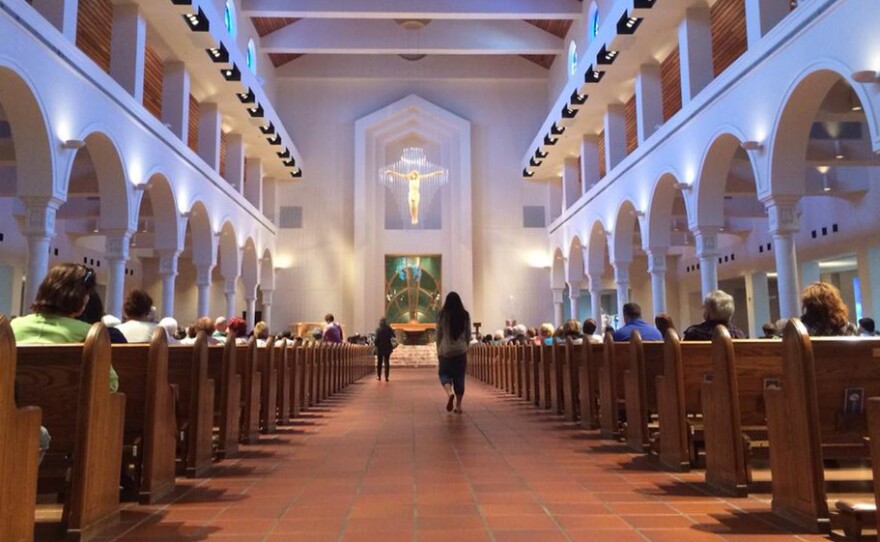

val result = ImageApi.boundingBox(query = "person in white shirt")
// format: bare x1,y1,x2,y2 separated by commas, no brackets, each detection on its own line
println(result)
116,290,158,343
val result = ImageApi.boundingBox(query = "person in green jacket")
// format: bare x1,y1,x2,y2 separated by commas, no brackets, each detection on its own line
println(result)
11,263,119,392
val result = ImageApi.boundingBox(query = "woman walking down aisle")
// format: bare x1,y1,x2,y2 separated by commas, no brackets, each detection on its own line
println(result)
375,317,395,381
436,292,471,413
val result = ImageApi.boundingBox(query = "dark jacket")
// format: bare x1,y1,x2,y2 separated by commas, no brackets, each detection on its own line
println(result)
683,320,745,341
375,324,395,355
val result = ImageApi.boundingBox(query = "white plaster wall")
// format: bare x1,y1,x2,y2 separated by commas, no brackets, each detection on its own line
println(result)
272,77,553,334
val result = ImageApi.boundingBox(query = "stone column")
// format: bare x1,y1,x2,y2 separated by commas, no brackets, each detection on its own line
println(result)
245,158,263,212
562,157,580,211
580,135,601,193
158,250,179,319
224,278,237,320
551,288,565,328
33,0,79,41
635,62,663,144
694,227,720,297
856,246,880,319
647,249,668,316
245,293,257,332
745,0,790,49
198,103,222,171
195,264,212,318
104,230,132,318
613,263,630,326
162,62,190,141
225,134,246,192
589,283,603,328
678,6,714,105
568,286,581,321
21,197,62,308
766,198,801,318
261,289,274,330
603,103,627,171
110,3,146,102
745,271,771,338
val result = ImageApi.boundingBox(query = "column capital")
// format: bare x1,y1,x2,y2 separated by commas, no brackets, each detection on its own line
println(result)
568,286,581,301
104,229,133,260
646,249,668,273
693,226,721,258
224,278,237,294
21,196,63,237
261,289,275,306
764,196,800,235
551,288,565,304
157,249,180,277
195,263,214,286
612,263,630,284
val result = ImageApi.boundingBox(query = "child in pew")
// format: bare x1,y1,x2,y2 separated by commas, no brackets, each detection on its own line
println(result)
800,282,858,337
11,263,119,392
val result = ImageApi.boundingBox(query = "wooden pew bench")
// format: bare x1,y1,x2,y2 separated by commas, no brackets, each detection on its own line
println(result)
237,338,261,444
206,336,241,459
167,333,215,477
0,316,42,542
16,323,125,542
622,333,664,453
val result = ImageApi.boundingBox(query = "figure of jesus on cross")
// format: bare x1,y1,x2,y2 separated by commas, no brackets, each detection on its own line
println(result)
380,148,449,226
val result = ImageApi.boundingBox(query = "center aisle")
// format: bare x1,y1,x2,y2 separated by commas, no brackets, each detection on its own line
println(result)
98,370,826,542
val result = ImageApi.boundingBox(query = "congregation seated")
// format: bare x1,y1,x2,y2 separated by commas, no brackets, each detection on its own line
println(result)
115,290,158,343
254,321,270,346
11,262,119,392
535,323,554,345
227,317,248,344
612,303,662,341
79,291,127,344
181,316,221,345
581,319,602,344
761,321,779,339
654,313,676,339
213,316,228,343
683,290,745,341
859,317,878,337
159,316,180,344
560,319,584,344
322,313,343,343
800,281,858,336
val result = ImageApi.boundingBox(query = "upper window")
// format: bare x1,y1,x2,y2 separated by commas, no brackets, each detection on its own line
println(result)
247,39,257,72
224,1,237,38
568,41,578,77
589,3,600,39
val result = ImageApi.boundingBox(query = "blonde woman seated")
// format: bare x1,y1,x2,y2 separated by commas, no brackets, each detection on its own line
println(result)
253,321,270,346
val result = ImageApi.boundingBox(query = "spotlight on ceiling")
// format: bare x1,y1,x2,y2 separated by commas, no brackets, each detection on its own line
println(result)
570,90,587,106
221,64,242,82
182,8,209,32
740,140,763,151
523,168,535,178
290,168,303,178
616,13,643,35
529,157,543,168
535,148,549,160
180,211,192,219
597,46,619,65
561,105,579,119
852,70,880,83
283,157,297,168
206,43,229,64
267,133,282,146
544,134,559,146
260,122,275,136
550,122,566,136
247,103,265,118
584,65,605,84
277,148,291,159
237,88,256,104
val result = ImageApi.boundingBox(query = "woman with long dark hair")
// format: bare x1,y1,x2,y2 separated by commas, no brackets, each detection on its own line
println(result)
436,291,471,413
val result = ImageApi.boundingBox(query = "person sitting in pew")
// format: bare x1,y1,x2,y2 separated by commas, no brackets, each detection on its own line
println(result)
228,317,248,344
581,319,603,344
79,291,127,344
800,282,858,337
761,321,779,339
159,317,180,345
11,263,119,392
612,303,662,341
253,321,270,346
858,317,878,337
181,316,221,345
213,316,229,343
115,290,158,343
561,319,584,344
654,313,676,339
683,290,745,341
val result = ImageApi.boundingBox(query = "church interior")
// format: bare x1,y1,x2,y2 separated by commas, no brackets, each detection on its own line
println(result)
2,0,880,540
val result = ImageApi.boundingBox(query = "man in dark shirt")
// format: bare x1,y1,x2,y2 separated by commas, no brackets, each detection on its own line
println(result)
683,290,746,340
612,303,663,341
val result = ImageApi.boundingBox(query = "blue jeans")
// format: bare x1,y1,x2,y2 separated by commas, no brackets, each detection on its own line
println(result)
438,353,467,397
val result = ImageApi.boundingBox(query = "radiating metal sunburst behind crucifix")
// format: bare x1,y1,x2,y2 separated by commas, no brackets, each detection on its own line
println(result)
379,147,448,226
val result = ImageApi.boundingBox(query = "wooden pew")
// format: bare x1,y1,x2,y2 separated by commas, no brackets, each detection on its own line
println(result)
549,342,564,415
578,341,601,430
700,328,782,497
302,341,313,409
275,339,291,425
209,336,241,459
561,339,579,422
0,316,41,542
532,342,542,407
167,333,215,478
656,329,713,471
238,338,261,444
765,319,880,533
521,343,532,403
598,332,628,438
515,343,525,399
112,329,176,504
290,343,302,418
17,323,126,542
539,343,552,410
623,333,664,453
258,338,278,434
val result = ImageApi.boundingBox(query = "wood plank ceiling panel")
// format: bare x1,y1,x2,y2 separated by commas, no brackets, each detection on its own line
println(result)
188,95,199,154
522,20,571,69
661,47,682,122
143,44,164,121
625,95,638,155
598,130,606,179
711,0,747,77
76,0,113,73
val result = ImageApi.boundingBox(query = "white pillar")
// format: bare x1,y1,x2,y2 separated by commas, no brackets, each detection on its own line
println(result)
635,62,663,144
195,264,212,318
603,103,627,171
110,3,146,102
551,288,565,328
579,135,601,193
157,250,179,319
21,197,62,309
562,157,580,211
198,103,222,171
745,271,771,338
678,6,714,105
224,278,237,320
245,158,263,211
800,260,821,288
647,249,668,316
547,178,563,223
745,0,790,49
32,0,79,41
589,283,603,328
104,230,132,318
161,61,190,141
694,227,720,297
857,246,880,319
766,198,801,319
245,293,257,332
613,263,630,325
261,289,274,330
225,134,246,192
568,286,581,321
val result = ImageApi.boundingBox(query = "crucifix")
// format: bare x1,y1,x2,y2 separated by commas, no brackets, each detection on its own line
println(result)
380,148,449,226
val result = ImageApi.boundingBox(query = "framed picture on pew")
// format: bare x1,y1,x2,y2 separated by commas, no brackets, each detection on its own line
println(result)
844,387,864,415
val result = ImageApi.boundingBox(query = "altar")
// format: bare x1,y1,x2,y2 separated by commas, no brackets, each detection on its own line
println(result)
390,322,436,346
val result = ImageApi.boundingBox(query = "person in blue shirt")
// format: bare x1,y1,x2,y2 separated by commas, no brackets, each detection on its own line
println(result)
612,302,663,342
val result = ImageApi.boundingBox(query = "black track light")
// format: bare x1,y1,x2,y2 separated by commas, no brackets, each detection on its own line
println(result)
529,157,543,168
570,90,587,106
562,105,579,119
544,134,558,146
523,168,535,178
597,46,619,65
237,88,255,104
267,133,282,145
221,64,241,82
283,157,297,168
247,103,264,118
617,13,643,35
260,122,275,135
584,65,605,83
535,148,549,159
206,43,229,63
290,168,303,178
183,8,209,32
550,122,565,136
277,148,290,159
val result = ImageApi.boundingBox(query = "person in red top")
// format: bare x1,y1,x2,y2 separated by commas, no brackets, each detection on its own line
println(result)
322,313,343,343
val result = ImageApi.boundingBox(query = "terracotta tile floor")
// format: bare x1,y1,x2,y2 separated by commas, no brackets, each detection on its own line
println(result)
90,369,835,541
